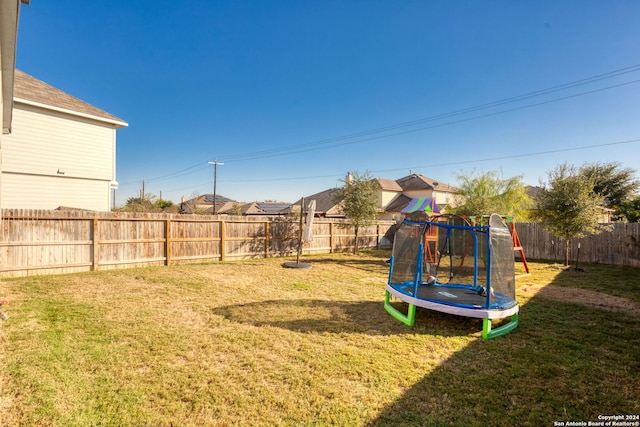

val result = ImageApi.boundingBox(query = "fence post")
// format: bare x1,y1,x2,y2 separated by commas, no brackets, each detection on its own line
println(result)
265,221,270,258
165,219,172,265
220,220,226,261
330,222,334,253
91,217,99,271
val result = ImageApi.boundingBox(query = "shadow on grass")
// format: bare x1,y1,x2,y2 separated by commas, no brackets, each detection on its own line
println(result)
212,298,483,338
366,268,640,426
212,263,640,425
284,251,393,273
294,250,392,263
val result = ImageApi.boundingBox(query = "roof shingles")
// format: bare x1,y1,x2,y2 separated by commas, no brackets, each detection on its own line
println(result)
13,70,127,126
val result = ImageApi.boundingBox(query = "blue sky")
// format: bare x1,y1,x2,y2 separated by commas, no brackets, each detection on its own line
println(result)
15,1,640,206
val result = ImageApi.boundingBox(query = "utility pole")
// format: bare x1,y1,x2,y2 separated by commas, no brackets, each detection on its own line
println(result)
208,160,224,215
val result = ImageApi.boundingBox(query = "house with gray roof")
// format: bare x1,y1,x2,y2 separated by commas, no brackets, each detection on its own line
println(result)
242,201,291,216
376,174,458,220
180,194,238,214
291,187,344,217
296,173,459,220
2,70,127,211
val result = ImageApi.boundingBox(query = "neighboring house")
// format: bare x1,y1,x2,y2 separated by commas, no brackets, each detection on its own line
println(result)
383,194,413,220
291,187,344,218
181,195,294,217
374,178,403,220
2,70,127,211
1,0,30,213
242,201,291,216
378,174,459,220
396,174,457,206
382,173,458,219
297,173,459,220
597,208,614,224
180,194,238,214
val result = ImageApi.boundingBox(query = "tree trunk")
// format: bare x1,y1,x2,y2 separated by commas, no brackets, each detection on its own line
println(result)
564,239,570,266
353,227,359,254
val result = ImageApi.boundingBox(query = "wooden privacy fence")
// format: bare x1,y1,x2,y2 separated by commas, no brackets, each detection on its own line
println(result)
2,210,638,278
0,209,396,278
515,222,640,267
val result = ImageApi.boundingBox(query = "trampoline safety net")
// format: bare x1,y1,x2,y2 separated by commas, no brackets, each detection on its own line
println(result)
389,214,516,309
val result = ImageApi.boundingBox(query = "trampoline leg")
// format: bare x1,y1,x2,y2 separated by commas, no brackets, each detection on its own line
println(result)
384,291,416,326
482,313,519,340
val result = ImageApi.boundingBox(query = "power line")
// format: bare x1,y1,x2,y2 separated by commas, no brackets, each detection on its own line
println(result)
123,63,640,185
217,64,640,162
393,138,640,172
219,138,640,183
119,161,209,186
146,138,640,200
216,78,640,162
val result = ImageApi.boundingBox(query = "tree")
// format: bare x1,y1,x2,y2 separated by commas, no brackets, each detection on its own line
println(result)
333,171,380,254
119,196,154,212
535,163,606,265
452,170,532,219
579,161,639,217
154,199,178,213
116,194,177,213
618,196,640,223
229,202,243,216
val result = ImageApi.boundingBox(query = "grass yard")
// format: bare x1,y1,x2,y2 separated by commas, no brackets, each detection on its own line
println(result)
1,251,639,426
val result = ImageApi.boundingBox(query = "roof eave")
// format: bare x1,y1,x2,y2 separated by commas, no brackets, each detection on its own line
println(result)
14,97,129,128
0,0,23,134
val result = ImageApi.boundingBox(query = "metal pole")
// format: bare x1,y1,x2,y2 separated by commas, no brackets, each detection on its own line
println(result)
214,162,219,214
297,197,304,264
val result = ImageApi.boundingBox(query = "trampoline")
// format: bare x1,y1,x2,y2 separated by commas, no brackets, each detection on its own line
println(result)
384,213,519,339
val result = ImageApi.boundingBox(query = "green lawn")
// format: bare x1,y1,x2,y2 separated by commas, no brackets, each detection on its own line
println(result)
1,251,638,426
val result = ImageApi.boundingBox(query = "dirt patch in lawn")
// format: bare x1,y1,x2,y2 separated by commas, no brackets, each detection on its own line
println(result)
520,284,638,316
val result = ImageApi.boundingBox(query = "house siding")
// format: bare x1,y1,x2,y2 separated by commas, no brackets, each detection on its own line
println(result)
379,190,399,209
1,103,117,210
2,173,110,211
402,189,433,199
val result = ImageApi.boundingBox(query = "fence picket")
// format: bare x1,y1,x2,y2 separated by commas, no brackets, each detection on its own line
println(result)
0,209,395,277
2,209,638,278
514,222,640,267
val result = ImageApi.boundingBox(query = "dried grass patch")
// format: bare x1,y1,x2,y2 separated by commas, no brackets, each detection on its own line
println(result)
1,254,639,426
520,283,638,315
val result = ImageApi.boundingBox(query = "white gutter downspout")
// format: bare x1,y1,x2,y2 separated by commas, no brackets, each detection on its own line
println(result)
1,57,4,224
0,0,29,221
110,128,118,210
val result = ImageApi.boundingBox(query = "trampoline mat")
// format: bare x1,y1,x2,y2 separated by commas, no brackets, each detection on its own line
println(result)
396,283,518,310
401,284,485,306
